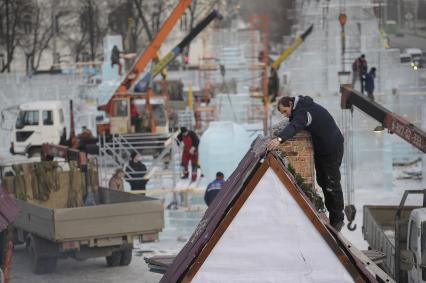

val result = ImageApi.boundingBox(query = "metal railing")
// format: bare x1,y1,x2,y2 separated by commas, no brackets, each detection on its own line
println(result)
98,131,181,190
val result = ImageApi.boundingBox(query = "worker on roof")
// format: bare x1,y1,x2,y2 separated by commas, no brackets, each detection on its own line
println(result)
177,127,199,181
204,171,225,206
267,96,345,231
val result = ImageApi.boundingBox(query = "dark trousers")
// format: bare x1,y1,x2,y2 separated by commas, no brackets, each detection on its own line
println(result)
129,180,147,191
181,151,198,181
314,143,344,225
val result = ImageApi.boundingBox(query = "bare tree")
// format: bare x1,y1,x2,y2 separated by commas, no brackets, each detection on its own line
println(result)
0,0,28,73
108,0,144,53
133,0,176,41
152,0,164,35
133,0,153,41
80,0,103,61
59,0,106,62
17,0,56,73
188,0,198,32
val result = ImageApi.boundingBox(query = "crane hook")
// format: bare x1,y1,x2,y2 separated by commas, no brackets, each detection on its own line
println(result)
347,221,357,231
344,205,357,231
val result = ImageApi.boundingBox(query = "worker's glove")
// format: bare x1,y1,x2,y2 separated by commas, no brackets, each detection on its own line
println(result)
267,138,281,151
189,147,196,155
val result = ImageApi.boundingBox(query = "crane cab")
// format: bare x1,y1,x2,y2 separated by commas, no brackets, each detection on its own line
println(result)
97,95,169,136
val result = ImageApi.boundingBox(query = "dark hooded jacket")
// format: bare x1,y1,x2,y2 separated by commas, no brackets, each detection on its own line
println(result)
276,96,344,155
365,71,375,92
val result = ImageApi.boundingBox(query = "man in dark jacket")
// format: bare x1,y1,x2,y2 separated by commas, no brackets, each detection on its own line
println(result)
126,152,148,190
267,96,345,231
204,172,225,206
177,127,199,181
365,67,376,101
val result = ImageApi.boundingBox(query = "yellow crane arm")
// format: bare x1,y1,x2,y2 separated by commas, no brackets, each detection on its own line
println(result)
271,24,313,70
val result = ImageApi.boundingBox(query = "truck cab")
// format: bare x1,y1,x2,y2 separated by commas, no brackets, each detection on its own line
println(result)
404,48,423,70
10,101,65,157
407,208,426,283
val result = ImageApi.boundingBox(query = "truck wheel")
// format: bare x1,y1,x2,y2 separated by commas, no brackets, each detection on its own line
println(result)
120,248,132,266
28,239,57,274
106,251,122,267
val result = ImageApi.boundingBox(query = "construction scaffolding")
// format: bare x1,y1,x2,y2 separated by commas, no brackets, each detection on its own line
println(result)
97,132,180,190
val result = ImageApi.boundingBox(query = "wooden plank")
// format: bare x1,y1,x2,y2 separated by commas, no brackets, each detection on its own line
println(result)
362,250,386,264
145,255,176,268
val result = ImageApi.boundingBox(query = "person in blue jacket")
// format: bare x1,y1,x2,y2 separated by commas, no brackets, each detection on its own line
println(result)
365,67,376,101
204,172,225,206
267,96,345,231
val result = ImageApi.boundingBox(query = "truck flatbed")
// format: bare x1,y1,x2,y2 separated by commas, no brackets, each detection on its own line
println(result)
14,188,163,242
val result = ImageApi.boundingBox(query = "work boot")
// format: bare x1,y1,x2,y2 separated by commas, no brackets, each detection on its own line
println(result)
191,171,197,182
331,221,344,232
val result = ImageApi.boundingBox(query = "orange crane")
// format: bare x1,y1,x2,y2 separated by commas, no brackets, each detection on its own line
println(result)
97,0,193,136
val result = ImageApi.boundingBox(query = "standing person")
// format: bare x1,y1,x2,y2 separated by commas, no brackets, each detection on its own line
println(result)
204,172,225,206
111,45,122,76
177,127,199,181
352,54,368,92
126,152,148,191
108,168,125,191
351,57,359,87
359,54,368,93
130,100,140,132
267,96,345,231
78,126,93,139
365,67,376,101
78,126,92,150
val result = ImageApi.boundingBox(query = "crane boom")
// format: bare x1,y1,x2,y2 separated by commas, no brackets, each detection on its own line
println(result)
117,0,193,95
340,85,426,153
99,0,193,114
135,10,222,92
270,24,313,71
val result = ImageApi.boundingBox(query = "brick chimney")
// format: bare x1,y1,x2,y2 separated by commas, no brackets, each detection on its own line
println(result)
278,130,315,188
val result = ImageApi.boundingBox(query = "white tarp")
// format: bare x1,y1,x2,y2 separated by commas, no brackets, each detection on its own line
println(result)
192,168,354,283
